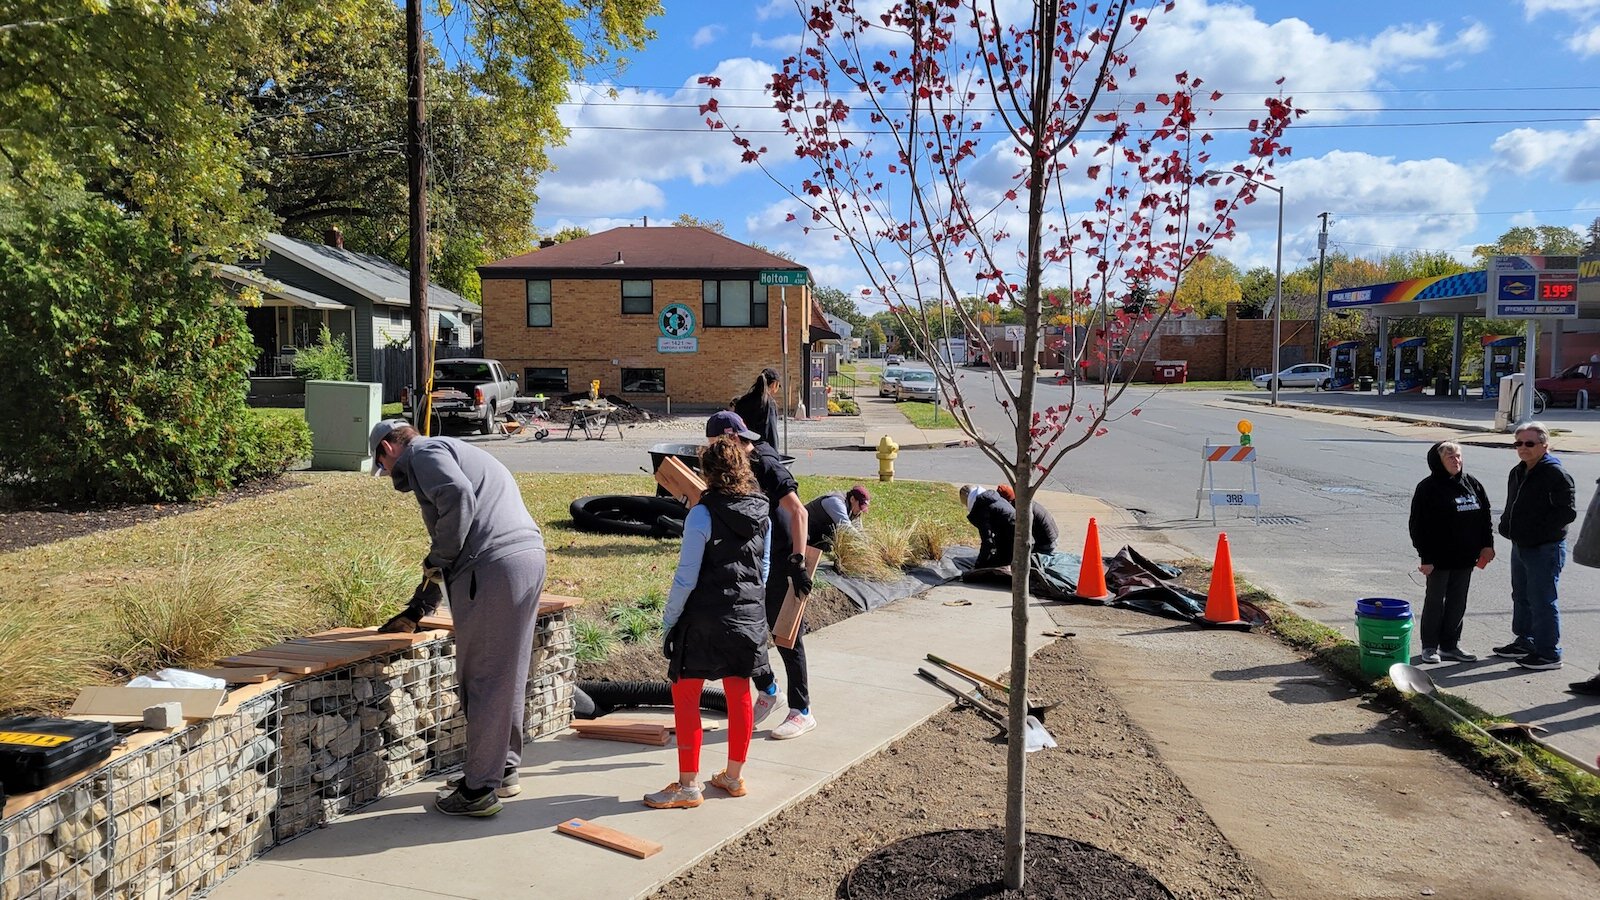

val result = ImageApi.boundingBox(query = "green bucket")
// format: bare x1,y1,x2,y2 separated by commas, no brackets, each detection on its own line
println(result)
1355,597,1413,677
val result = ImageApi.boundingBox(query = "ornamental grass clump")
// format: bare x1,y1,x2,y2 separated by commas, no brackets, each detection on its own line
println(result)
832,527,896,580
315,550,412,628
0,601,96,715
910,518,947,561
107,549,297,674
873,522,918,569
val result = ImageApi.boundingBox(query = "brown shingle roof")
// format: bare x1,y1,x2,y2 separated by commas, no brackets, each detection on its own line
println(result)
481,226,806,274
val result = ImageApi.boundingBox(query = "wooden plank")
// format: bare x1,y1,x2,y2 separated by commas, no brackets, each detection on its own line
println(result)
188,666,278,684
556,818,663,858
570,718,670,732
291,632,418,653
773,546,823,649
69,687,226,720
218,655,323,675
417,612,454,631
653,456,706,507
243,642,374,663
574,730,669,747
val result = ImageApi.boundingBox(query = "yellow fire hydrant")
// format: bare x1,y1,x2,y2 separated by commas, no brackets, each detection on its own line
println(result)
876,435,899,482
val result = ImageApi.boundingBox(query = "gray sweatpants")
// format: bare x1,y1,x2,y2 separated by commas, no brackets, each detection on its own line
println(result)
448,547,546,792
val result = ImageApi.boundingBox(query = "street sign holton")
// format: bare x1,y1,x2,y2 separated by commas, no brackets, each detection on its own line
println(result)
1490,255,1579,319
758,269,808,287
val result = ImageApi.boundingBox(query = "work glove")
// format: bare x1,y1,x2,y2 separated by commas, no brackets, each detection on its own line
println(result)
660,625,678,661
378,571,445,633
788,553,813,596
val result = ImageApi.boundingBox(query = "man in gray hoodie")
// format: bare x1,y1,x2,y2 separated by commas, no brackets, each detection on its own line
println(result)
369,420,546,817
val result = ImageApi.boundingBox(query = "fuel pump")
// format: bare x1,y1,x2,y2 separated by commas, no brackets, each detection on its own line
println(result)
1481,335,1524,399
1328,341,1359,390
1392,337,1426,393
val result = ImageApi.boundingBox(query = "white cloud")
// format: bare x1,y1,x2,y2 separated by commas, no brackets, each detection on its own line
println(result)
1568,23,1600,55
691,25,723,49
1129,2,1490,123
1524,0,1600,17
534,59,795,226
750,31,802,52
1207,150,1486,267
1509,210,1540,227
755,0,793,21
1492,121,1600,181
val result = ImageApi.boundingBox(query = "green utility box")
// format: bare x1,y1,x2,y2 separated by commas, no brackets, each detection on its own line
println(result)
305,380,383,472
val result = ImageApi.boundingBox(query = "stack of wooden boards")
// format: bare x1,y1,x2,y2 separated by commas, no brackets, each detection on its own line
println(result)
569,719,671,746
653,456,706,507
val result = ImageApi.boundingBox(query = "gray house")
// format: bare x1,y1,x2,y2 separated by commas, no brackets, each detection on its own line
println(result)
221,230,478,389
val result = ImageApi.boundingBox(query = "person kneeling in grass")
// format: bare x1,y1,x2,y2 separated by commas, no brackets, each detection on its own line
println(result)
646,435,771,809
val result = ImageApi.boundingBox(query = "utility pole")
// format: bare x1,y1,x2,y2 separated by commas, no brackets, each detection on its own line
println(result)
1313,212,1330,367
406,0,432,433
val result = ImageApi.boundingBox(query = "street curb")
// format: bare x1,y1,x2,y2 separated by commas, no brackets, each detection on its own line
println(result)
1223,394,1500,433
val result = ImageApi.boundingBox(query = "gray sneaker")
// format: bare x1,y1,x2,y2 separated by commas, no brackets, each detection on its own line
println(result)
1420,648,1441,664
752,689,782,727
434,786,502,817
643,781,703,809
444,768,521,798
1439,647,1479,662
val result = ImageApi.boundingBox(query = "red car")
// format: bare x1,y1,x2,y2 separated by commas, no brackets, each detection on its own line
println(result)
1534,363,1600,407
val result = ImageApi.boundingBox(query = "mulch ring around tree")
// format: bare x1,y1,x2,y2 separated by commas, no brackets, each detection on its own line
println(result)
843,829,1174,900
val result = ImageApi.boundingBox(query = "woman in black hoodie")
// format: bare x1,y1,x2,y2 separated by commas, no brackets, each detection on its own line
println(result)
1408,441,1495,663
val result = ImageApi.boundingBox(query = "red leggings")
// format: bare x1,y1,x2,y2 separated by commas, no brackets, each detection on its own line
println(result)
670,677,752,775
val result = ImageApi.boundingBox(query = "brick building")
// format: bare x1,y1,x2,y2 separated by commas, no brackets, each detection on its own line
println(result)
478,227,818,409
1077,302,1320,381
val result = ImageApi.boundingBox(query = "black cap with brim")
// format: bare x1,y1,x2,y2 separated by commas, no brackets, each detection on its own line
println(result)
369,419,405,475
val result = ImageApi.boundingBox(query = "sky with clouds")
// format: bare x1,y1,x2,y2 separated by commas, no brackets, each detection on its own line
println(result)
526,0,1600,304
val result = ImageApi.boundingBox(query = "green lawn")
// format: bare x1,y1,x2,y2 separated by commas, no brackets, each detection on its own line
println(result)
0,472,968,713
896,400,959,429
1155,379,1255,391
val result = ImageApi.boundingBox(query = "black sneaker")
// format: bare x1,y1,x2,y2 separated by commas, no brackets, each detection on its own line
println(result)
1568,676,1600,696
1516,653,1563,671
1492,640,1534,659
444,768,521,798
1439,647,1479,662
434,786,502,817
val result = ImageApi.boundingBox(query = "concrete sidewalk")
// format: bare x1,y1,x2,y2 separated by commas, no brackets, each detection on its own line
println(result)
209,582,1051,900
851,391,970,451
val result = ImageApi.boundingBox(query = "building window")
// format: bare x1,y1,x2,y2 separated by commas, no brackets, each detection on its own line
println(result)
388,306,406,326
702,279,767,327
621,279,653,315
526,280,552,327
523,367,568,393
621,368,666,393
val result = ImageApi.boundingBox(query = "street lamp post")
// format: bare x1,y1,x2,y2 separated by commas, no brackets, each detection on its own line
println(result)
1203,170,1284,406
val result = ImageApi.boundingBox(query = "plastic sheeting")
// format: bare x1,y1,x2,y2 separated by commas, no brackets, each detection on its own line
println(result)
824,547,979,611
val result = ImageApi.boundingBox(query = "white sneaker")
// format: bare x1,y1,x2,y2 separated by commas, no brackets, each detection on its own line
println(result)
769,711,815,740
752,689,781,726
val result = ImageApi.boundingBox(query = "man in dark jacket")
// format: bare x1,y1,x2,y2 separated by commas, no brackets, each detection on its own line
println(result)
1408,441,1495,664
961,484,1017,568
805,485,870,552
1494,422,1576,671
997,483,1059,556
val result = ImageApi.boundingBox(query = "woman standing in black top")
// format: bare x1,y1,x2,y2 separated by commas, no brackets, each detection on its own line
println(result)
733,367,782,449
1408,441,1495,664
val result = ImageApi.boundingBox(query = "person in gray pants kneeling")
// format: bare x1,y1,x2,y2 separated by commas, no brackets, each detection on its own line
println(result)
370,420,547,817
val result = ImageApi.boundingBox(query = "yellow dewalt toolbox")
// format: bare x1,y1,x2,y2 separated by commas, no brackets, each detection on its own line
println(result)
0,716,118,794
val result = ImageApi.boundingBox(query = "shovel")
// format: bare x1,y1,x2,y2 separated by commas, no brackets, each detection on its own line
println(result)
1389,663,1524,759
1485,721,1600,778
925,653,1063,723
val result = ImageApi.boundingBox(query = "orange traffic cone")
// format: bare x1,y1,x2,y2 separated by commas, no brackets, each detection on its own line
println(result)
1075,517,1110,601
1204,532,1244,625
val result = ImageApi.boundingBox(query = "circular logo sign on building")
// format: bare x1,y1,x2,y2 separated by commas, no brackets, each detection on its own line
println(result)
659,303,696,338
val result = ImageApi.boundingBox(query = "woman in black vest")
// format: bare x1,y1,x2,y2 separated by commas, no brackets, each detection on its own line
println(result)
646,436,771,809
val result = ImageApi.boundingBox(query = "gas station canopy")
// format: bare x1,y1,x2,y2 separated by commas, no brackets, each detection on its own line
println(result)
1327,255,1600,319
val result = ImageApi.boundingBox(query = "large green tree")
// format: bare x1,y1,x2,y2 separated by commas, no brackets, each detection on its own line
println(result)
1472,225,1585,266
1173,253,1242,318
814,285,868,331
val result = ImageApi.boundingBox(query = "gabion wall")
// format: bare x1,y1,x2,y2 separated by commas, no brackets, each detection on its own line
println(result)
1,609,575,900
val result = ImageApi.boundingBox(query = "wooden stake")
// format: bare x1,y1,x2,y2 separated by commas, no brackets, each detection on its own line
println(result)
773,546,822,649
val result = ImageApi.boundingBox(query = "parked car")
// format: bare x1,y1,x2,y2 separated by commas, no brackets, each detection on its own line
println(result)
885,354,904,366
1535,362,1600,407
402,358,519,434
1252,363,1332,390
879,364,907,397
894,369,939,402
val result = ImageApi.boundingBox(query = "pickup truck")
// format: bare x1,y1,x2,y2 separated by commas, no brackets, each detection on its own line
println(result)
402,358,519,434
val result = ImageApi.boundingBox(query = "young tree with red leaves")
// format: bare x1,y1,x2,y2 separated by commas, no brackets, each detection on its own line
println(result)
702,1,1297,888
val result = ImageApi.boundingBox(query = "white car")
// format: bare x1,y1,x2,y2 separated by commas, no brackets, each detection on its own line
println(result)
894,369,939,402
1253,363,1332,390
879,364,906,397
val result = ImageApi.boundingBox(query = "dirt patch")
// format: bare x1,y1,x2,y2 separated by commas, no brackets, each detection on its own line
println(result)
0,476,307,553
843,830,1174,899
651,636,1267,900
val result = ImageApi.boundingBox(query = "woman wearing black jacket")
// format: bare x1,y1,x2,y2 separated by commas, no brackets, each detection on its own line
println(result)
1408,441,1495,664
733,368,782,450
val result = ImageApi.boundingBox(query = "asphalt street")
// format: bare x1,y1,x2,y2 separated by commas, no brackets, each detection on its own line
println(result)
473,374,1600,764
